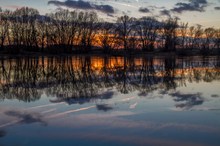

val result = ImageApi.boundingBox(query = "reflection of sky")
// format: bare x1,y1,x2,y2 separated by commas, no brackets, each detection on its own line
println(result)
0,0,220,27
1,80,220,146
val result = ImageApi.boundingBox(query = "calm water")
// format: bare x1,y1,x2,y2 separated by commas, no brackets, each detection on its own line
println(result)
0,55,220,146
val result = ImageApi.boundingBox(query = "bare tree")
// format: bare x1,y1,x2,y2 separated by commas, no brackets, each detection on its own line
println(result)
99,22,114,53
179,22,188,50
116,15,135,51
203,27,215,51
194,25,203,50
0,10,10,50
162,18,178,52
76,11,99,53
137,17,160,52
214,29,220,51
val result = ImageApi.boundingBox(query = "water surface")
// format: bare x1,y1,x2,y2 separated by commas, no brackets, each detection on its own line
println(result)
0,55,220,146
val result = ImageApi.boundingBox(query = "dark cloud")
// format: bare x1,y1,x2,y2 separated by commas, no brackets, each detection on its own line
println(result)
160,9,171,17
139,7,150,13
48,0,114,14
171,0,208,13
214,6,220,10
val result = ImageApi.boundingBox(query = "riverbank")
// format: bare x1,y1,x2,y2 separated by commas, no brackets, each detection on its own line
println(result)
0,49,219,59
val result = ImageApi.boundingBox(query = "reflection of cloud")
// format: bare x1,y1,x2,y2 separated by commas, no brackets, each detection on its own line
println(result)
28,102,64,110
100,91,114,100
50,111,220,135
138,92,148,97
169,91,204,110
0,130,6,138
159,90,168,95
187,107,220,111
96,104,113,112
49,91,114,105
29,131,208,146
0,120,20,128
211,94,220,98
40,108,56,114
72,132,207,146
49,98,94,105
48,0,114,14
121,96,135,102
4,111,47,126
47,106,95,119
129,102,138,109
139,7,150,13
43,112,219,146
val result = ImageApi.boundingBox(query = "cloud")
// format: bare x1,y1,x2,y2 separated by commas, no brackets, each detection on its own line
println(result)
160,9,171,17
48,0,114,14
138,7,150,13
214,6,220,10
171,0,208,13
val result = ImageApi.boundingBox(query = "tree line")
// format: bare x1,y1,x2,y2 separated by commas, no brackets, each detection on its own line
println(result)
0,7,220,54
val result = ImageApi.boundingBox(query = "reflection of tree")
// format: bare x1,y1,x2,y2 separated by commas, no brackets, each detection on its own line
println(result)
0,56,219,103
163,57,177,90
138,57,158,95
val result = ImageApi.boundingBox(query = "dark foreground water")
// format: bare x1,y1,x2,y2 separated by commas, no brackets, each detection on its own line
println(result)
0,55,220,146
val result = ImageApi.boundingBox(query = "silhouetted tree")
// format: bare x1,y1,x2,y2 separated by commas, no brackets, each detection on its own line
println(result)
162,18,178,52
116,15,135,51
194,25,203,50
203,27,215,52
137,17,160,51
78,11,99,53
214,29,220,52
179,22,188,50
0,6,220,54
0,10,10,50
99,22,114,53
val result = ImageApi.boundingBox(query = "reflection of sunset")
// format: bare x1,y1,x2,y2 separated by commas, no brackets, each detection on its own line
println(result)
1,56,220,91
91,57,104,70
2,56,220,76
0,56,220,101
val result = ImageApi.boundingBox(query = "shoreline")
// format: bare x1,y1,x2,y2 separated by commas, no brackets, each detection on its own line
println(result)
0,51,219,58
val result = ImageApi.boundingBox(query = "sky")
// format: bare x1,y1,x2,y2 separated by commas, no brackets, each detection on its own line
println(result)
0,0,220,28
